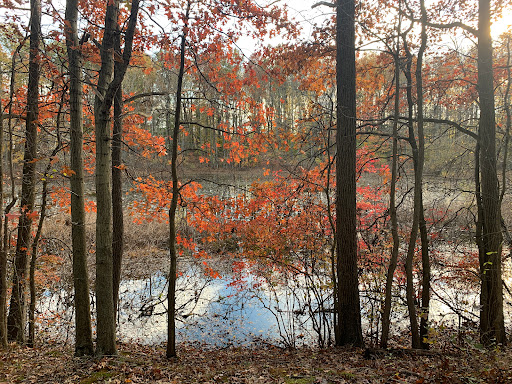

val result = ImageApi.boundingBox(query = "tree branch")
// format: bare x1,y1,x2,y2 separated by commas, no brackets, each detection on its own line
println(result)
312,1,336,8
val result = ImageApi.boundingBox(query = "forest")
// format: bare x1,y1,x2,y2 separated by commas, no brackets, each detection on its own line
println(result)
1,0,512,381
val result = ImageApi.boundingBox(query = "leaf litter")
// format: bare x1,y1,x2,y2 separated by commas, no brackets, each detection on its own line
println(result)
1,342,512,383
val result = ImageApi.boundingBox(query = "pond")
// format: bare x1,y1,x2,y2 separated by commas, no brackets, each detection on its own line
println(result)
38,258,333,347
37,256,512,348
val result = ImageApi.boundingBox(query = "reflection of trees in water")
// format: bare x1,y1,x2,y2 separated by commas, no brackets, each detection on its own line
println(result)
36,251,507,347
235,250,335,348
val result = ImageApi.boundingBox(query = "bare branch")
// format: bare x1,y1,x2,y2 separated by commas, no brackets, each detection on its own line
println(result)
312,1,336,8
124,92,168,103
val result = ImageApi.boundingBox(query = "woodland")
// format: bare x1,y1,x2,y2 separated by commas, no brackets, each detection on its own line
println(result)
1,0,512,381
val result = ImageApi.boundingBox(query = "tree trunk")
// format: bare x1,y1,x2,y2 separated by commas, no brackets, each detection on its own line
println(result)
381,37,401,349
65,0,94,356
94,0,140,356
27,152,56,347
477,0,506,346
95,52,116,357
415,1,430,349
335,0,363,347
112,33,124,323
1,51,19,347
7,0,41,343
167,2,190,358
0,74,5,349
402,41,420,349
419,204,430,348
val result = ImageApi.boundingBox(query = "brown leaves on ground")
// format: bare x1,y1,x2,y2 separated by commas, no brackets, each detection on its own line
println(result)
0,342,511,383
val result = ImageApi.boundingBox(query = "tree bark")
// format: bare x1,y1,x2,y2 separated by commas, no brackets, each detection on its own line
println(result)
415,0,430,349
7,0,41,343
335,0,363,347
65,0,94,356
94,0,118,354
112,33,124,323
477,0,506,346
0,73,5,349
167,1,190,358
94,0,140,356
381,33,401,349
402,41,421,349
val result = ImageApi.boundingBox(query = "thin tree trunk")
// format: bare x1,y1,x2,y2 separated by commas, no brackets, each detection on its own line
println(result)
335,0,363,347
415,0,430,349
27,148,59,347
167,1,190,358
402,41,421,349
381,35,401,349
0,73,5,349
324,98,337,346
1,55,18,345
418,203,430,348
7,0,41,343
27,87,64,347
112,33,124,322
499,36,511,206
499,37,512,260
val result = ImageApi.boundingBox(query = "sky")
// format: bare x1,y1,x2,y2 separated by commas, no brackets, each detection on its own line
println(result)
233,0,512,57
234,0,334,56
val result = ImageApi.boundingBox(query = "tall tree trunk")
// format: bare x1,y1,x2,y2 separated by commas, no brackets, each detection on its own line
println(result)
112,33,124,323
0,74,5,349
7,0,41,343
335,0,363,347
381,35,401,349
477,0,506,346
415,0,430,349
94,0,117,352
65,0,94,356
1,51,19,347
167,1,190,358
94,0,140,356
402,41,421,349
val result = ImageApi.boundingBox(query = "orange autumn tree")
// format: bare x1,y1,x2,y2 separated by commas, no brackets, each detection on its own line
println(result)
121,0,296,357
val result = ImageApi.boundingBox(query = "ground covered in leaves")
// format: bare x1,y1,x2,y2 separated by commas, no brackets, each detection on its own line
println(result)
1,342,511,383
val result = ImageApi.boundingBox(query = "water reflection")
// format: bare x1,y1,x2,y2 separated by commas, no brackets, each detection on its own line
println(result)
117,270,281,346
37,257,512,347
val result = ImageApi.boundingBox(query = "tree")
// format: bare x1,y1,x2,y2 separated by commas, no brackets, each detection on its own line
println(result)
94,0,140,356
166,0,190,358
335,0,364,347
380,11,401,349
64,0,94,356
7,0,41,343
476,0,506,346
112,27,124,323
0,68,6,349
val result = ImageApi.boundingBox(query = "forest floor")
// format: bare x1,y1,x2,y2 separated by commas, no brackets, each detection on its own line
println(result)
1,341,511,383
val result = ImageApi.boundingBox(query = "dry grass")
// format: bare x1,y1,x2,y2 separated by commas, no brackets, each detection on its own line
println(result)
39,211,172,286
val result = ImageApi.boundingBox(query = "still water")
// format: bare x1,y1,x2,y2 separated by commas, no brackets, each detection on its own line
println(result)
37,257,511,347
39,259,327,347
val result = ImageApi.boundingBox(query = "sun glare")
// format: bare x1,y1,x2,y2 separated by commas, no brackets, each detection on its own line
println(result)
493,8,512,38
